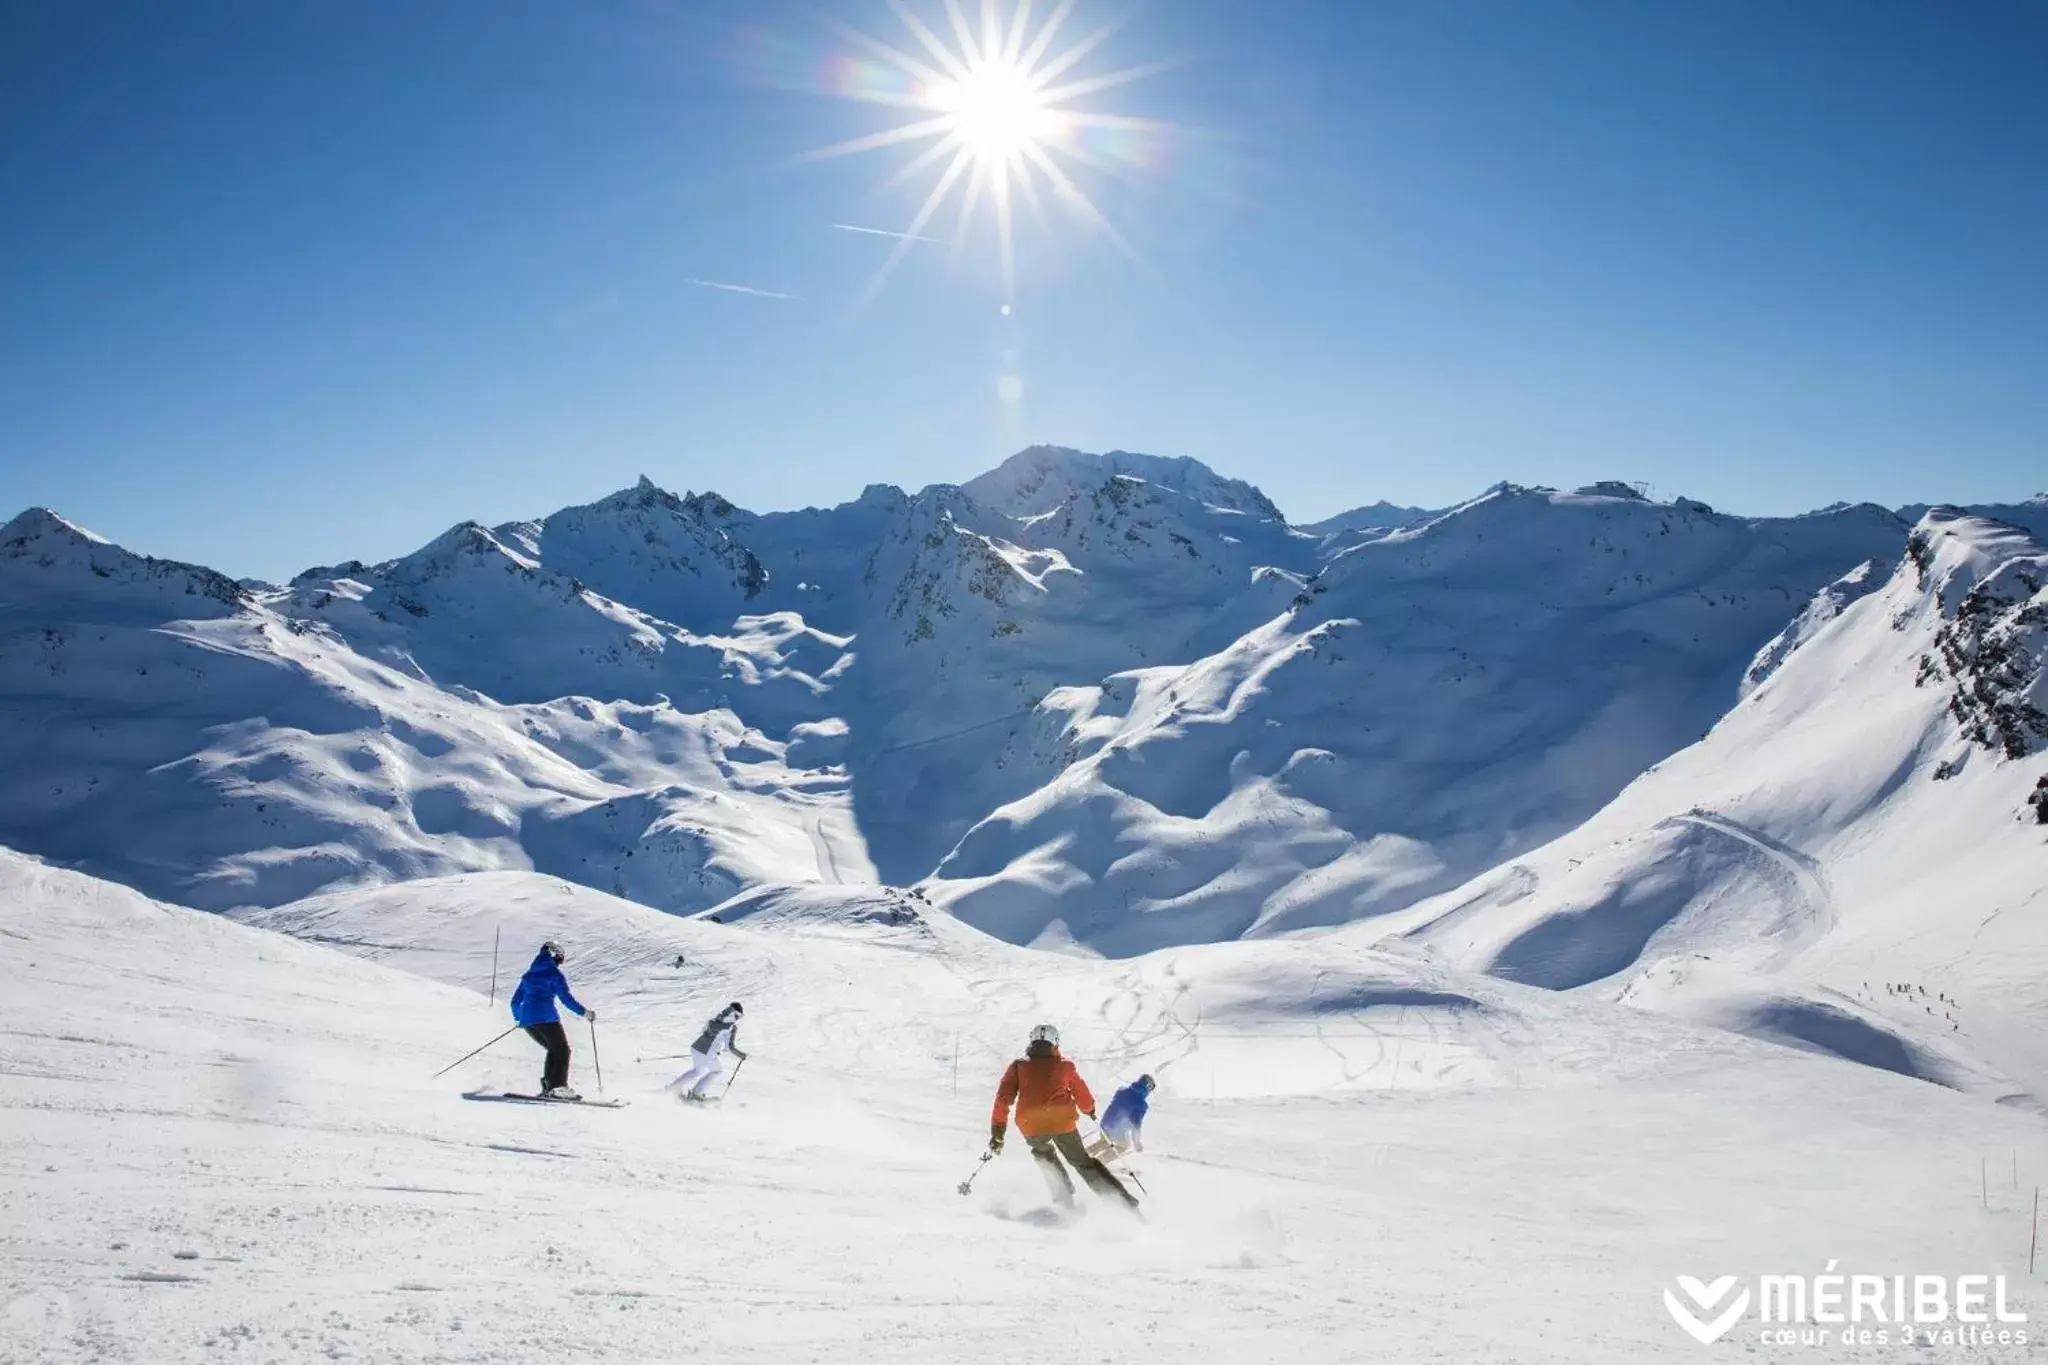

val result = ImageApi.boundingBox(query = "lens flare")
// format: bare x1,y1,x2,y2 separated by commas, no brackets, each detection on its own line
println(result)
801,0,1172,310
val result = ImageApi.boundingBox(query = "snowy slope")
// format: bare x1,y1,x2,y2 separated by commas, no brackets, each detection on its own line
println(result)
491,476,768,632
928,485,1908,955
7,450,1322,911
694,483,915,632
10,849,2046,1363
0,507,251,618
833,474,1321,879
0,509,860,912
280,518,839,729
0,453,1979,965
1394,510,2048,1101
1895,495,2048,543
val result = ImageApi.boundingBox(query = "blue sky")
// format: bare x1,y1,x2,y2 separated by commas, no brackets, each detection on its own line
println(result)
2,0,2044,581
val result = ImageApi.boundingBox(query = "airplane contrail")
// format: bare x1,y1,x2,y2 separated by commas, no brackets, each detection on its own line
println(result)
685,278,804,301
832,223,952,245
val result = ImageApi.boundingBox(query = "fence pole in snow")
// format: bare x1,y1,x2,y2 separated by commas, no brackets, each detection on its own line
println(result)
2033,1188,2040,1275
1983,1158,1989,1210
2015,1149,2020,1190
489,926,501,1006
952,1035,959,1098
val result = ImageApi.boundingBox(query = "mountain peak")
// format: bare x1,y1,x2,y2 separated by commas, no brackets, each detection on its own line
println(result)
581,475,686,516
2,506,109,548
393,520,536,576
1,506,248,614
962,446,1285,522
1299,500,1436,537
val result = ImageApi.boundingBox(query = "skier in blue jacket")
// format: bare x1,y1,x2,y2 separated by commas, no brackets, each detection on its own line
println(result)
1099,1074,1155,1153
509,941,595,1099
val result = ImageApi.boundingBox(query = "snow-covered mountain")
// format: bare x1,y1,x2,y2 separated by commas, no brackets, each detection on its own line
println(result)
492,476,768,631
926,483,1908,954
1298,499,1441,564
12,455,2048,1350
0,505,862,911
962,444,1287,521
1894,494,2048,543
0,451,1318,911
7,450,2029,1002
830,471,1323,878
282,514,842,730
1368,508,2048,1104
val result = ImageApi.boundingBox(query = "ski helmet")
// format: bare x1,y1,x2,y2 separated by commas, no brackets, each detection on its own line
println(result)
1137,1073,1156,1093
542,940,566,964
726,1001,744,1016
1028,1023,1060,1048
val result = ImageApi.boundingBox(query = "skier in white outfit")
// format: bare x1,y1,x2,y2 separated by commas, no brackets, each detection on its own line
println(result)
668,1002,747,1101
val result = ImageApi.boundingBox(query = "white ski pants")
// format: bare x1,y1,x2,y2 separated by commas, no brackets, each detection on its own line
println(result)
669,1048,723,1098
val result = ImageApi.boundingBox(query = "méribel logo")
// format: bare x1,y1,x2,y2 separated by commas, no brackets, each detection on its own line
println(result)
1665,1275,1752,1344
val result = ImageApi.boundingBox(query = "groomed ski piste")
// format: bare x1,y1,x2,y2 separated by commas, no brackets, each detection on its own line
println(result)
9,851,2046,1364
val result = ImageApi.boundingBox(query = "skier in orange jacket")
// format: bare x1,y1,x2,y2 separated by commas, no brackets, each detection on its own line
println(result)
989,1024,1138,1210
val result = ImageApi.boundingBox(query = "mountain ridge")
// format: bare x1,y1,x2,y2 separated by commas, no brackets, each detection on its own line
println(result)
2,448,2040,969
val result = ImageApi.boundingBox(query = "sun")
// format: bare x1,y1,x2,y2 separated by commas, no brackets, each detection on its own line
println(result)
804,0,1171,310
933,57,1061,164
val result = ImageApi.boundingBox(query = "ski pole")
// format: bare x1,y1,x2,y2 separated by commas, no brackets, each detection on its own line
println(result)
720,1055,746,1099
590,1017,604,1095
634,1053,695,1063
432,1025,519,1079
957,1149,995,1197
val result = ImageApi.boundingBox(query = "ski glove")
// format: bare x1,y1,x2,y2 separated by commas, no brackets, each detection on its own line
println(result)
989,1124,1005,1155
583,1009,598,1023
733,1050,749,1062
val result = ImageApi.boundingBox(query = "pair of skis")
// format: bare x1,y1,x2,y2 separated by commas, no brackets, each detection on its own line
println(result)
460,1057,747,1110
957,1138,1147,1204
462,1089,629,1109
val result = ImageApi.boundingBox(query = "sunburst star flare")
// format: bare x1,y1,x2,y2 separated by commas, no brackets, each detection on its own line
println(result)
805,0,1173,311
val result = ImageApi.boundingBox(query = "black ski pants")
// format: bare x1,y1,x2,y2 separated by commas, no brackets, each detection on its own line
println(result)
523,1022,571,1092
1025,1129,1138,1208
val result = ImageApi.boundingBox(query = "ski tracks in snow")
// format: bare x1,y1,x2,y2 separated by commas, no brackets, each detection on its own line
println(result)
804,811,843,884
1669,809,1838,952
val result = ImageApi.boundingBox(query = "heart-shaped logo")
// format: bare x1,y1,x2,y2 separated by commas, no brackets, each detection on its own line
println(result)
1664,1275,1751,1344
